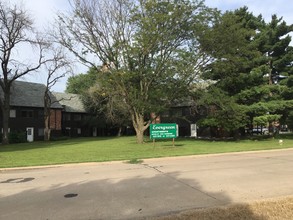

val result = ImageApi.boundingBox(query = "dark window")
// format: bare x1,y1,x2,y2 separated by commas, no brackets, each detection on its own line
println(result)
21,110,33,118
38,110,44,118
74,114,82,121
38,128,44,136
161,111,170,118
172,108,182,117
64,113,71,121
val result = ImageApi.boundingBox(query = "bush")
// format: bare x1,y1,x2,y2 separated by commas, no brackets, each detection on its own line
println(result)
8,131,27,143
1,132,26,143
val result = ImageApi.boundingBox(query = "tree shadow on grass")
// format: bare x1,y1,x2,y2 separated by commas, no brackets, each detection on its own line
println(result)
0,165,266,220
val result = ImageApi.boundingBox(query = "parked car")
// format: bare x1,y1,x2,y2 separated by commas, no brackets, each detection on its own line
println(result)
252,127,269,135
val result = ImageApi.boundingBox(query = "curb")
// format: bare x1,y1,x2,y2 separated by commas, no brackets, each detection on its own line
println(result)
1,147,293,172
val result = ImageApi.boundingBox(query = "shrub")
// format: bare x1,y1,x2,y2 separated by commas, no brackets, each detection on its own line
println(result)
8,131,27,143
0,131,27,143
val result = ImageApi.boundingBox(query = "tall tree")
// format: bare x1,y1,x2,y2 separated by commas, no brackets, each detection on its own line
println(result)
198,7,293,136
0,1,47,144
57,0,215,143
66,67,130,136
196,7,262,136
241,14,293,132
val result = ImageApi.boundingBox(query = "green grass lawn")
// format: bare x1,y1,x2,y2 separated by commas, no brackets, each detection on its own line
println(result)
0,135,293,168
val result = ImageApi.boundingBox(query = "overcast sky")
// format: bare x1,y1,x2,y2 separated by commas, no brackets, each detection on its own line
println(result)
9,0,293,92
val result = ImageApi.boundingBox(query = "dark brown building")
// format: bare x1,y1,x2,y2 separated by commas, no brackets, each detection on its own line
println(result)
0,81,99,142
0,81,63,141
53,92,98,137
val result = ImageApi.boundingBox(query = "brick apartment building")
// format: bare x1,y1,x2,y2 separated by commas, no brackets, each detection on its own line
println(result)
0,81,97,141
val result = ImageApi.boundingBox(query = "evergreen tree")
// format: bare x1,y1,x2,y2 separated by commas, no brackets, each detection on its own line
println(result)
198,7,293,137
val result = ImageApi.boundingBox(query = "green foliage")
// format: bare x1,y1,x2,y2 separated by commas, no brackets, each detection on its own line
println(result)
287,111,293,130
66,67,99,94
197,87,248,132
199,7,263,88
253,114,282,126
2,131,27,144
197,7,293,135
60,0,216,143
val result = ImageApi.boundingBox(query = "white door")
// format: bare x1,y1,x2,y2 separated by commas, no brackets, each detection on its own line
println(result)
93,127,97,137
190,124,197,137
26,127,34,142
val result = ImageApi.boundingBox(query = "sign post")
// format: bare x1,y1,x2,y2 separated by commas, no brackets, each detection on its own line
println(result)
150,123,178,146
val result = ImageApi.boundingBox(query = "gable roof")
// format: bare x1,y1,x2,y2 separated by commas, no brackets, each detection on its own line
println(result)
53,92,86,113
6,81,62,109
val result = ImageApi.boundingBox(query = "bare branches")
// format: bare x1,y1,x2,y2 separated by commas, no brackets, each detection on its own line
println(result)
0,1,59,144
56,0,134,68
0,1,42,83
42,44,73,141
44,45,73,90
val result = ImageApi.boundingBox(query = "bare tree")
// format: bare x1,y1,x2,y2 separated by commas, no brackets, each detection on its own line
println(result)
0,2,48,144
43,46,72,141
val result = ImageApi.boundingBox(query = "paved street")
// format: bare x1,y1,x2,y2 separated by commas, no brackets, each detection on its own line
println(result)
1,149,293,220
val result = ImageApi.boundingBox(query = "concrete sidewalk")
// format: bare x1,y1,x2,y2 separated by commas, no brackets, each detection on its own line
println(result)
1,149,293,219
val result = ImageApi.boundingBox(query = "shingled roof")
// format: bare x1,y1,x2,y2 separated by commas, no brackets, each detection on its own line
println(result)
53,92,86,113
6,81,63,109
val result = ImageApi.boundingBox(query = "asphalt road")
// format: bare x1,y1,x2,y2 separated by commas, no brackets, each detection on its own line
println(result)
1,148,293,220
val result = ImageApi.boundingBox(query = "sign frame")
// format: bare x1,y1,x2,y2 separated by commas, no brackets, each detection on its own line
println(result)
150,123,178,140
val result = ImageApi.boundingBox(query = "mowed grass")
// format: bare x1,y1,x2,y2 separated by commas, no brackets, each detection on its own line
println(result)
0,135,293,168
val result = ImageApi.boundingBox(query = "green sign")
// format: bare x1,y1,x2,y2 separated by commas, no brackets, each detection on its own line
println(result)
150,123,178,139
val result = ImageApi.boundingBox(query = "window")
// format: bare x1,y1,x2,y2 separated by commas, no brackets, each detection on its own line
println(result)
10,109,16,118
27,128,32,135
64,113,71,121
1,128,10,133
172,108,182,117
21,110,33,118
77,128,81,134
191,124,196,130
38,128,44,136
38,110,44,119
74,114,82,121
161,111,170,118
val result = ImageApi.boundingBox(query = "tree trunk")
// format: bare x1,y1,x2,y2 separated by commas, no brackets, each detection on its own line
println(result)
117,126,122,137
135,129,144,144
44,111,50,141
131,112,149,144
1,92,10,145
44,112,51,141
44,91,51,141
44,127,51,141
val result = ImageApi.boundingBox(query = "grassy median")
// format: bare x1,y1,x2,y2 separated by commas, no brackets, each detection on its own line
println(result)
0,135,293,168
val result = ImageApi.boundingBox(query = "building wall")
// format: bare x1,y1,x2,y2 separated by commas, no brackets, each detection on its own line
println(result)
50,109,62,130
0,106,63,141
61,112,92,137
160,106,199,137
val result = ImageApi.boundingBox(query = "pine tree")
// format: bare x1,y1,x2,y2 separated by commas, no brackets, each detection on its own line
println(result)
198,7,293,137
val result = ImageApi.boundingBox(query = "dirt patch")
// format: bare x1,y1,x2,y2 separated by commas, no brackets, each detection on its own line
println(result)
150,196,293,220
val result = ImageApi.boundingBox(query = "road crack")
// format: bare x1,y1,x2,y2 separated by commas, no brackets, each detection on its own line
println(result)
142,163,223,202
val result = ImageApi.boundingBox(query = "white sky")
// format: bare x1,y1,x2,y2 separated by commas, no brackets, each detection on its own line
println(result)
7,0,293,92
